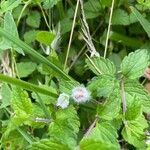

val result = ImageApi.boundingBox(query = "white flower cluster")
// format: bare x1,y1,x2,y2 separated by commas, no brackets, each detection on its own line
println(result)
56,86,91,109
56,93,70,109
71,86,91,103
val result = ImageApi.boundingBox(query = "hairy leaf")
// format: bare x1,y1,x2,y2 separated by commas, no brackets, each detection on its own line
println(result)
30,139,70,150
48,106,80,149
80,122,120,149
11,87,33,125
97,93,121,120
122,115,148,148
88,75,119,98
121,49,149,79
86,57,116,75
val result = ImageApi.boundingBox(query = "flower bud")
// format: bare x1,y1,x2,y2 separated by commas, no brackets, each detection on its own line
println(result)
71,86,91,103
56,93,69,109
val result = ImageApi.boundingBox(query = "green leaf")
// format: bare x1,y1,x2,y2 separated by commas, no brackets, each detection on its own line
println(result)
1,127,29,149
30,139,70,150
121,49,149,79
48,106,80,149
43,0,60,9
83,0,102,19
122,115,148,148
36,31,55,45
0,83,11,108
125,101,142,121
124,80,150,112
24,30,38,44
86,57,116,75
80,139,119,150
0,11,24,54
59,18,72,33
16,62,37,78
26,11,41,28
0,0,21,14
112,9,130,25
88,75,119,98
11,87,33,125
130,6,150,38
80,122,120,150
97,93,121,120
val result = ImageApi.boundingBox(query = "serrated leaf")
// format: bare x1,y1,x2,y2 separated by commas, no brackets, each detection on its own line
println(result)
130,6,150,38
80,122,120,149
112,9,130,25
48,106,80,149
84,0,102,19
121,49,149,79
36,31,55,45
125,101,142,120
11,87,33,125
26,11,41,28
0,83,11,108
97,93,121,120
80,139,119,150
87,75,119,98
122,115,148,148
16,62,37,78
30,139,70,150
124,80,150,112
86,57,116,75
1,128,28,149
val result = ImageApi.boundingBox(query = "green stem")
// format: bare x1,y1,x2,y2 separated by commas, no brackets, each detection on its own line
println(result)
64,0,80,70
17,0,32,26
0,73,58,97
104,0,115,58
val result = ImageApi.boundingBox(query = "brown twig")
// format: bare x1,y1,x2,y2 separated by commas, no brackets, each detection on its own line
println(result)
84,117,99,138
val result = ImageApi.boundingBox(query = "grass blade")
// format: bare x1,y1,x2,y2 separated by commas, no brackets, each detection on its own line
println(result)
0,73,58,98
130,6,150,38
0,27,72,81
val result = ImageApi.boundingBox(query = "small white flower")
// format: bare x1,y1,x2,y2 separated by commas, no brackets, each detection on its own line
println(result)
56,93,69,109
71,86,91,103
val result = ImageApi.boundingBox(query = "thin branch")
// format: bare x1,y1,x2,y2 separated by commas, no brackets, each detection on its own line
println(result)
104,0,115,58
64,0,80,70
84,117,99,138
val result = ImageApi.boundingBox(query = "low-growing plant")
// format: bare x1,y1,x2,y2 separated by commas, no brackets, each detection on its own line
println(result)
0,0,150,150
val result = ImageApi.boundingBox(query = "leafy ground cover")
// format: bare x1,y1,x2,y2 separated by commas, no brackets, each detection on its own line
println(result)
0,0,150,149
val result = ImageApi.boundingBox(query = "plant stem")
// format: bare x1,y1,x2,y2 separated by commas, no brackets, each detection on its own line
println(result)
121,78,127,115
17,0,32,26
38,3,50,30
64,0,80,70
104,0,115,58
0,73,58,97
84,117,98,138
